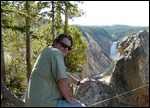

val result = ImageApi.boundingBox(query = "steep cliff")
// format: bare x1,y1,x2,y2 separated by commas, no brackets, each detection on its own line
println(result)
72,26,113,79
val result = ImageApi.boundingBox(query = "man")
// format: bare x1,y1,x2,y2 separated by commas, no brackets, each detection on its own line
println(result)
25,34,92,107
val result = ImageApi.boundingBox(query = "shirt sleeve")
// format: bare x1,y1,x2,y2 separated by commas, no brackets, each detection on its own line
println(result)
51,50,68,82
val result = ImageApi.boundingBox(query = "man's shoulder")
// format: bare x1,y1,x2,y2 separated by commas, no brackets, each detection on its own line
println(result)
46,46,62,56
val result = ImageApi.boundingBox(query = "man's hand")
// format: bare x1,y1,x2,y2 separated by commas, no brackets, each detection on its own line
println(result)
80,78,92,86
67,98,81,104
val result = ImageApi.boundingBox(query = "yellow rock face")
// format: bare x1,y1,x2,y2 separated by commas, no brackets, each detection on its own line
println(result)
118,47,124,56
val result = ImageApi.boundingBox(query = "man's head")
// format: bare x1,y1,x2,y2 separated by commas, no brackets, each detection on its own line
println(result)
52,34,73,57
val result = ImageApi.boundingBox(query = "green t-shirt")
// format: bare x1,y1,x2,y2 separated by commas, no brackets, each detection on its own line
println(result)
25,46,68,107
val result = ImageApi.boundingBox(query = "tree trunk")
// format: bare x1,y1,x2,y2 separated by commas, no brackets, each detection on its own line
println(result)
52,1,55,41
26,1,31,82
1,28,6,82
64,2,69,34
1,77,25,107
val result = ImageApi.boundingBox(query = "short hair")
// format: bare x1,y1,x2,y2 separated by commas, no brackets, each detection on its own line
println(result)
53,34,73,47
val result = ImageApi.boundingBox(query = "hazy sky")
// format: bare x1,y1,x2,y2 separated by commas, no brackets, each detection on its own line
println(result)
69,1,149,26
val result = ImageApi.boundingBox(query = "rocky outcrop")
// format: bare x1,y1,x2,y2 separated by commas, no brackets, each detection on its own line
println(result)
110,30,149,107
75,80,116,107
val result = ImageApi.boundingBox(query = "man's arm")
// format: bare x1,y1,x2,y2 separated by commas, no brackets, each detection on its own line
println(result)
67,73,79,85
57,78,80,104
67,73,92,86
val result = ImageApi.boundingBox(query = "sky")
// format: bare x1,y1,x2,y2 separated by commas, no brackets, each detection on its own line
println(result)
69,1,149,26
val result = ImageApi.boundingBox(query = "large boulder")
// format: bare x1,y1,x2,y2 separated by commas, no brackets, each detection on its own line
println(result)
110,30,149,107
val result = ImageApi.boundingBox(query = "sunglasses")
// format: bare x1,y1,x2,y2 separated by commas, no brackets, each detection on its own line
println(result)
59,41,71,51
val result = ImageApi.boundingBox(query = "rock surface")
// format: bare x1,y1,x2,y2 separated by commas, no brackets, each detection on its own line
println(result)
75,80,116,107
110,30,149,107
